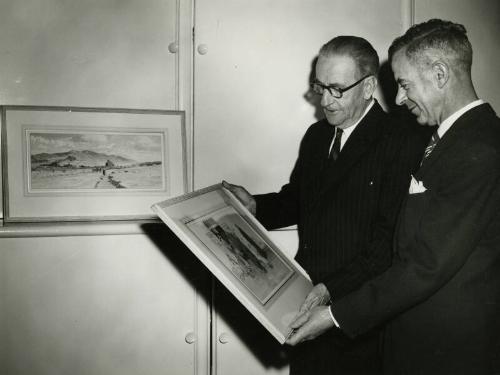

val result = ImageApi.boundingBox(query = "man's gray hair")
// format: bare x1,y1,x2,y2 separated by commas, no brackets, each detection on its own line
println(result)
319,36,379,77
388,19,472,74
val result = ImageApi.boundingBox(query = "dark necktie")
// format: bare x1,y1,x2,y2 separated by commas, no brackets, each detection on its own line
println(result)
421,130,440,164
329,127,343,161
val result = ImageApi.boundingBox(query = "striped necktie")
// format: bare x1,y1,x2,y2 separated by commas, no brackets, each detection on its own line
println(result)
421,130,440,163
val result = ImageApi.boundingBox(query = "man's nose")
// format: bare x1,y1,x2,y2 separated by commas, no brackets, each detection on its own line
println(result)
321,90,334,107
395,87,407,106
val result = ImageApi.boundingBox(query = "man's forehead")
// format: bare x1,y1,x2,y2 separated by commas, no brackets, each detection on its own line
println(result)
316,54,358,77
318,53,356,66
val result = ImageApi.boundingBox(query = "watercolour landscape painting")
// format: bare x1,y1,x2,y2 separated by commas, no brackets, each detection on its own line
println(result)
27,130,167,192
186,205,294,304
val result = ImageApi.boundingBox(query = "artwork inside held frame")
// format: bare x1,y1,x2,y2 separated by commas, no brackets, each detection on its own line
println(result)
1,106,186,222
186,205,294,304
152,184,313,343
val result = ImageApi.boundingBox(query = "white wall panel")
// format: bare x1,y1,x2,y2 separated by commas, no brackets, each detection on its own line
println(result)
0,0,179,109
194,0,406,194
0,228,210,375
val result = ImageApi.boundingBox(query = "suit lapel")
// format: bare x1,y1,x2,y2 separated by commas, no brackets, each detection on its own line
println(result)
310,102,385,209
415,103,494,179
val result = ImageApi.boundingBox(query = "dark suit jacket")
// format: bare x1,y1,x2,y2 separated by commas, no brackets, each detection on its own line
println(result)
255,102,429,373
333,103,500,374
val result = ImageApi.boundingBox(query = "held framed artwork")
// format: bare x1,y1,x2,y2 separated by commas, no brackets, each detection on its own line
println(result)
151,183,313,344
1,106,186,222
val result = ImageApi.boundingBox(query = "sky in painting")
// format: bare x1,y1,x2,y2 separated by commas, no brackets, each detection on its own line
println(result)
29,131,164,162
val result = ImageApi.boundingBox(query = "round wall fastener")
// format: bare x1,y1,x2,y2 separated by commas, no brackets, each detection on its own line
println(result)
218,333,229,344
185,332,196,344
168,42,179,53
197,44,208,55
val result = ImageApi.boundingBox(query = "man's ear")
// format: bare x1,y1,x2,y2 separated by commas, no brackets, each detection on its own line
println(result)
432,60,449,89
363,76,377,99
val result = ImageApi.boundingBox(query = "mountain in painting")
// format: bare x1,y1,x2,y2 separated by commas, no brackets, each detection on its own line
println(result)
31,150,136,168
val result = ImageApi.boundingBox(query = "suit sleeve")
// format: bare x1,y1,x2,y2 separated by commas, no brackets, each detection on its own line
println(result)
322,125,426,298
332,144,500,338
254,174,300,230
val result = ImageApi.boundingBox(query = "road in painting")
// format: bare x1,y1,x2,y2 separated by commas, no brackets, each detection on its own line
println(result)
187,206,294,304
28,130,165,191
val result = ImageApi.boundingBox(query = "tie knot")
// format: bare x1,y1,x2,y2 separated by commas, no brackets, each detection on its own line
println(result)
421,130,440,163
328,127,343,160
431,131,440,142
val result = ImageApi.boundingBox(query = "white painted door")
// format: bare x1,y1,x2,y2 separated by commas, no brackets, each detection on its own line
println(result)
193,1,404,373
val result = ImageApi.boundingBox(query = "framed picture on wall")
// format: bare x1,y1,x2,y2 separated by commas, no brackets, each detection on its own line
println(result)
0,112,3,225
1,106,186,222
151,183,313,344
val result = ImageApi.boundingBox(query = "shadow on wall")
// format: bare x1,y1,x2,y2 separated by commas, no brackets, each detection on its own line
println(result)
142,223,290,370
304,56,323,122
141,223,212,304
379,59,399,113
378,59,425,130
213,282,290,369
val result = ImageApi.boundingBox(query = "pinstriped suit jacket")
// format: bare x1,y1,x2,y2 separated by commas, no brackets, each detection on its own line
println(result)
254,101,429,373
256,102,426,295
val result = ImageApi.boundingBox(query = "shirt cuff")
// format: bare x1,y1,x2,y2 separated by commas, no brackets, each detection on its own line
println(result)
328,305,340,328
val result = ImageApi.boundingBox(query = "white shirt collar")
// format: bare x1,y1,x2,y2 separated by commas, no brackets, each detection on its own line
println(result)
437,99,484,138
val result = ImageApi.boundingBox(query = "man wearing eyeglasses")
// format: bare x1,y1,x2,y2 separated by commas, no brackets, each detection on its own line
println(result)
225,35,429,374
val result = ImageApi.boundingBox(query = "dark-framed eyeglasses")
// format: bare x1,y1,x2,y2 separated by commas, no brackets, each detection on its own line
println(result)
310,75,371,98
